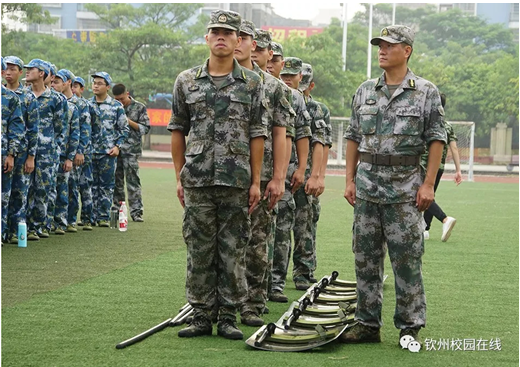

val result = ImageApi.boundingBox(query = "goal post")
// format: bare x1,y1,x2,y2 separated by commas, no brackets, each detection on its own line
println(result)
327,118,475,182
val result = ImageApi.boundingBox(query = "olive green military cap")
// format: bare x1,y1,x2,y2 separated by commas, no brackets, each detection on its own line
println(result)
255,29,272,48
239,19,256,36
271,42,283,57
280,56,302,75
370,24,415,47
299,62,313,91
207,10,241,31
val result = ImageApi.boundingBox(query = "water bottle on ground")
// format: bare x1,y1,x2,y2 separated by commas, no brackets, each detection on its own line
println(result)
18,222,27,248
119,201,128,232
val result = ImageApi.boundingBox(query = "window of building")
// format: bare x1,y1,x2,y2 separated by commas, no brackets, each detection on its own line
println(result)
77,18,107,30
40,3,62,8
37,16,61,33
510,3,519,22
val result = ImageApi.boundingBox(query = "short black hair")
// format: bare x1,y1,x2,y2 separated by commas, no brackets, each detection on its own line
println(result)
43,72,49,81
112,83,126,96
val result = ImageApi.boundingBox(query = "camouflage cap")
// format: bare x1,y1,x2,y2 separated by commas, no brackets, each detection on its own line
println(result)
91,71,112,85
239,19,256,37
299,62,313,91
255,29,272,49
50,63,58,76
57,69,75,82
207,10,241,31
370,25,414,47
23,59,50,74
73,76,86,87
280,56,302,75
271,42,283,57
4,56,24,69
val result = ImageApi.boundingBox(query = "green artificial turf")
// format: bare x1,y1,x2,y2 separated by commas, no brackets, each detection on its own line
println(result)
2,170,518,367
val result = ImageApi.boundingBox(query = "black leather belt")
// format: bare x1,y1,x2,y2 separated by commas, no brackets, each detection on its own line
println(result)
359,153,420,166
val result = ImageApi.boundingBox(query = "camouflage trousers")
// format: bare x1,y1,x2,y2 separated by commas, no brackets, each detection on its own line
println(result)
47,157,70,231
92,154,116,223
68,155,94,225
113,154,143,218
271,189,295,292
265,204,277,298
1,155,13,240
242,181,272,314
292,186,314,282
310,196,321,274
27,153,58,234
7,153,31,237
183,186,250,319
353,198,426,329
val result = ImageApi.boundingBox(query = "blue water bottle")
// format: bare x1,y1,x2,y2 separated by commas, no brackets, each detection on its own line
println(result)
18,222,27,248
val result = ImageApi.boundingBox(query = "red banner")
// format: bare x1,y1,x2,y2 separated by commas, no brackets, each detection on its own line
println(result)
148,108,171,127
261,26,323,42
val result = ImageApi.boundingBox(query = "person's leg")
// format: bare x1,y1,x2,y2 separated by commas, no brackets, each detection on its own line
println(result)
352,198,386,328
1,155,13,241
90,155,101,224
45,158,60,232
54,161,70,231
424,169,445,230
271,190,295,294
123,155,144,219
310,195,321,276
113,154,125,208
241,182,271,322
28,155,56,235
292,187,314,285
383,202,426,330
68,165,80,226
96,155,117,223
8,153,30,240
79,155,94,225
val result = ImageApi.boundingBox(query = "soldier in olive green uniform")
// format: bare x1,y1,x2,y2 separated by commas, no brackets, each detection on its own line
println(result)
169,10,267,340
342,25,447,345
234,22,293,326
299,63,333,281
280,57,327,291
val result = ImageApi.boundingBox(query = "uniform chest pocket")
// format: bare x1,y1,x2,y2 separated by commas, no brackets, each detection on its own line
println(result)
229,95,252,122
185,92,207,121
394,107,422,135
358,105,378,135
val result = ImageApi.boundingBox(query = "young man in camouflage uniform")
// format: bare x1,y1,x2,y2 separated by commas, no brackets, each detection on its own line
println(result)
24,59,67,241
54,69,91,233
112,83,150,222
342,25,447,345
89,72,129,227
1,57,25,243
169,10,267,340
3,56,40,244
234,21,291,326
299,62,333,282
280,57,327,291
268,49,312,303
71,76,95,230
49,70,80,235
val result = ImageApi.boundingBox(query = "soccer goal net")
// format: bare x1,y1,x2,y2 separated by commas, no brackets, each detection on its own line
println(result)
327,118,475,182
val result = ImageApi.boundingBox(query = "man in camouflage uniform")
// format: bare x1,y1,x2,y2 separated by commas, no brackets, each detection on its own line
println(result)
280,57,327,291
299,62,333,282
24,59,67,241
49,70,80,235
421,94,461,242
89,72,129,227
3,56,40,244
112,83,150,222
169,10,267,340
234,21,291,326
53,69,90,234
268,49,312,303
1,57,25,243
342,25,447,345
71,76,95,230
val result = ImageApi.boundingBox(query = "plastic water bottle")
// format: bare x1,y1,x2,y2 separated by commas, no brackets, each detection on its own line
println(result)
119,201,128,232
18,221,27,248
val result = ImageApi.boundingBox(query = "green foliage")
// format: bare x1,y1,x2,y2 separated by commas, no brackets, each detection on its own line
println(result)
1,3,54,26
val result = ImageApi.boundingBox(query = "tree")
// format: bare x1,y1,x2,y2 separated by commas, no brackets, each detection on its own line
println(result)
85,3,208,101
1,3,54,29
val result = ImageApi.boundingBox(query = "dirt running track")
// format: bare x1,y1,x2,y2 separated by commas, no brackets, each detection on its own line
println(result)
139,161,519,184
